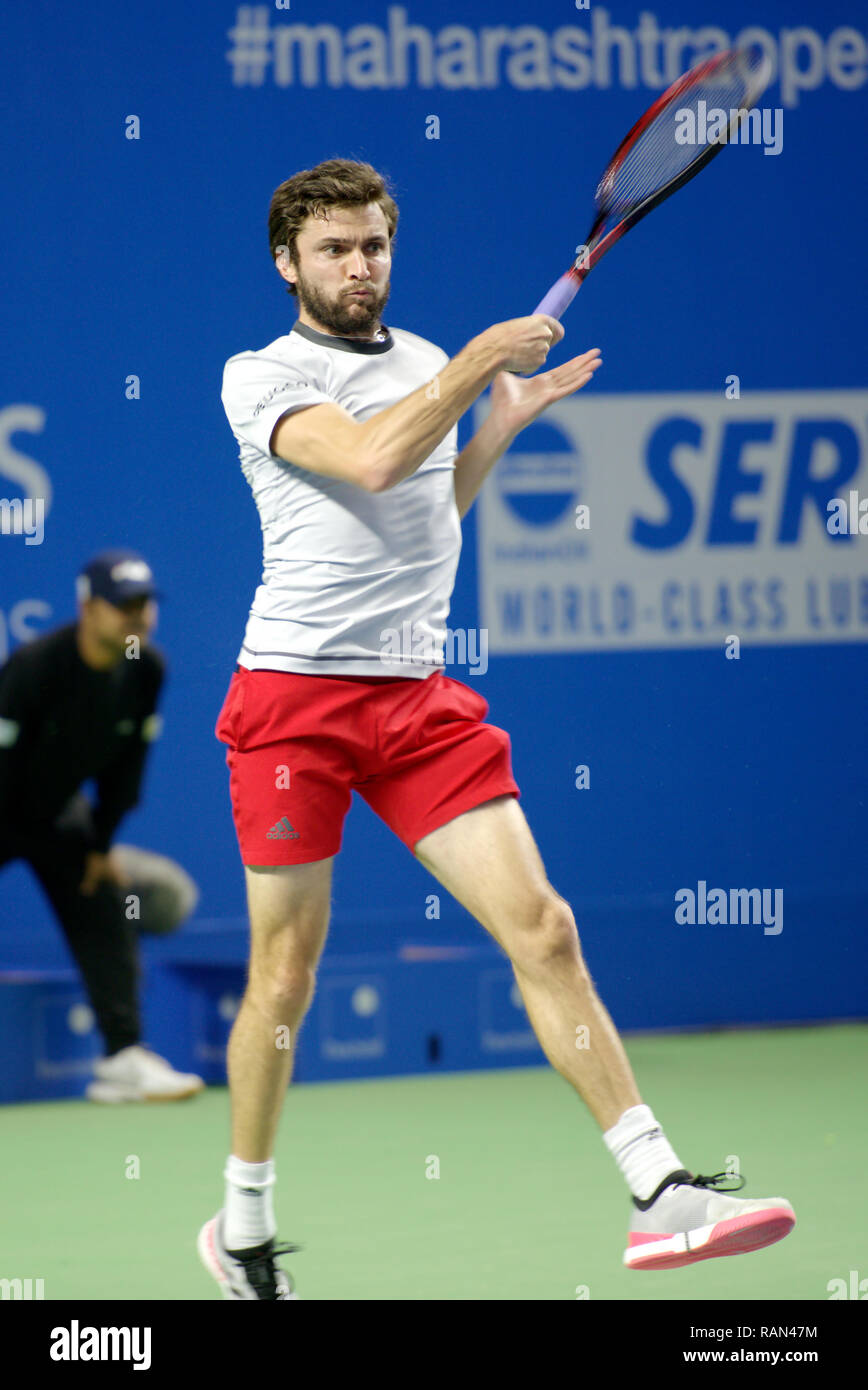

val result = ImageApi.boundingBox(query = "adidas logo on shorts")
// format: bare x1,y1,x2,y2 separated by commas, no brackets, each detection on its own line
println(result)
266,816,299,840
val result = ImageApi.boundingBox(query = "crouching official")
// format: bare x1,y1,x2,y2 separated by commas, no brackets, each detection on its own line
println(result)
0,550,204,1102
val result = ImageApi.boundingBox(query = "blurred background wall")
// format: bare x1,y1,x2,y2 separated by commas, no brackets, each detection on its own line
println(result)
2,1,865,1080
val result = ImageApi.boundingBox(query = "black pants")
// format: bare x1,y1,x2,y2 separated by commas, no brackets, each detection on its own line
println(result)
1,798,199,1056
0,823,142,1055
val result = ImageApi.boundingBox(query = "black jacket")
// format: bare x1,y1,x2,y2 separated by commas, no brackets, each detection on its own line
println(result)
0,624,165,853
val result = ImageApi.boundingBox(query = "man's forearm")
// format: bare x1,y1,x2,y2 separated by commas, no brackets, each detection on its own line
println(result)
90,799,131,854
0,757,16,843
453,411,517,520
93,751,148,853
364,335,506,491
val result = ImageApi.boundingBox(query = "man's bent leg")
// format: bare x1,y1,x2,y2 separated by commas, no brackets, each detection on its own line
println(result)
111,844,200,935
228,857,333,1163
28,833,142,1055
414,795,642,1132
414,797,796,1264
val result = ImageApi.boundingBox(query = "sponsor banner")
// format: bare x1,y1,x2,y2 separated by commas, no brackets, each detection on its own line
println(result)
225,5,868,108
477,390,868,652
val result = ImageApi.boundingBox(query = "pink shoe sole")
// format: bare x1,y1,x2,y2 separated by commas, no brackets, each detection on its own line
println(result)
197,1216,235,1297
625,1206,796,1270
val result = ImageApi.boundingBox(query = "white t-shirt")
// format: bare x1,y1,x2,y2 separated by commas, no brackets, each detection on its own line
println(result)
221,320,462,678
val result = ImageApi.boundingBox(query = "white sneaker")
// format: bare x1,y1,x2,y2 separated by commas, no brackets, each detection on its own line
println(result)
625,1167,795,1270
86,1045,204,1102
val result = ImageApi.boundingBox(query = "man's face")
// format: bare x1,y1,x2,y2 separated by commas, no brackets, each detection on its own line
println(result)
83,596,157,657
282,204,391,338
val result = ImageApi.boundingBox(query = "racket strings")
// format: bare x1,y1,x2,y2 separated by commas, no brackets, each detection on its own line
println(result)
598,49,769,220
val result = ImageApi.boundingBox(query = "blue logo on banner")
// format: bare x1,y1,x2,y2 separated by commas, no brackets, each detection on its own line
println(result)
496,422,581,527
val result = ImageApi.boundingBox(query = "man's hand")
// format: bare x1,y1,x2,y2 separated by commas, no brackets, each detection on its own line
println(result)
476,314,566,375
487,346,602,439
79,851,131,896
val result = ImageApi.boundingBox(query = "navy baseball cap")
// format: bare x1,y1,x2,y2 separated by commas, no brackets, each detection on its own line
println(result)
76,549,161,606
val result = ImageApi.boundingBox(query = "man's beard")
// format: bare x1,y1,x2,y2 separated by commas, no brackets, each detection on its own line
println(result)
294,271,389,338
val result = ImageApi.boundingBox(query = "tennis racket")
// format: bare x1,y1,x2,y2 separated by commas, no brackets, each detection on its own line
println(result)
533,44,772,320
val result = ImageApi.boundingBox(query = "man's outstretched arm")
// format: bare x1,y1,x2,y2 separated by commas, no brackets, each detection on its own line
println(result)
267,316,564,494
453,347,603,520
453,410,519,522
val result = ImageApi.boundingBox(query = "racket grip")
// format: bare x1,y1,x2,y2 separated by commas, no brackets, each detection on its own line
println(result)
533,273,580,320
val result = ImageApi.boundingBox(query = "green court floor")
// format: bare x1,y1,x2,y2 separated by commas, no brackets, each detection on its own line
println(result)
4,1023,864,1300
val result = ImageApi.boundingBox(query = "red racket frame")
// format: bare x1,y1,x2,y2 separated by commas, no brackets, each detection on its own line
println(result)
567,49,769,290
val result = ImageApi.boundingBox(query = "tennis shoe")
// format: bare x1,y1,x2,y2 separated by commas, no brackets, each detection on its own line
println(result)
625,1168,795,1270
86,1044,204,1102
198,1210,300,1300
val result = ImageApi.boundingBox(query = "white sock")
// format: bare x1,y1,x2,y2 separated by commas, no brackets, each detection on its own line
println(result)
223,1155,277,1250
603,1104,686,1203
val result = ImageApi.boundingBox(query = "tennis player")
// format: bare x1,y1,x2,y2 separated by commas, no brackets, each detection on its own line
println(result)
199,158,794,1298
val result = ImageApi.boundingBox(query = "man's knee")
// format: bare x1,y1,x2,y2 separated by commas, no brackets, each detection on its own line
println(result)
247,958,317,1019
112,846,199,935
512,891,585,969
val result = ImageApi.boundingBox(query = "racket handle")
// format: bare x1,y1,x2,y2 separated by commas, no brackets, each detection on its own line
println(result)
533,273,580,320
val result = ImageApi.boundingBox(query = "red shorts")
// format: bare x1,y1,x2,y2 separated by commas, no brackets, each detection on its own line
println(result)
215,666,520,865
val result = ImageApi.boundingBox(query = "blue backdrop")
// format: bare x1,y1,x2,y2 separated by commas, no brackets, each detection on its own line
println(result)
2,0,866,1043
